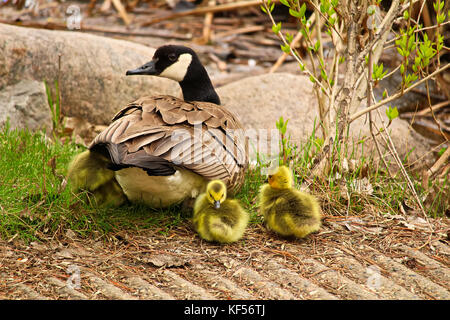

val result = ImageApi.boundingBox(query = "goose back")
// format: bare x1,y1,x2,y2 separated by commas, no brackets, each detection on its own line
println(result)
89,95,248,193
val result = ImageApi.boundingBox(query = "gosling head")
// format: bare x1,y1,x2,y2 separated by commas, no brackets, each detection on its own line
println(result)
126,45,220,104
206,180,227,209
267,165,293,190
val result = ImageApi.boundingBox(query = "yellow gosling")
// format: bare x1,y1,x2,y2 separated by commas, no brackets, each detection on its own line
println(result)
258,166,321,239
193,180,249,244
67,150,127,206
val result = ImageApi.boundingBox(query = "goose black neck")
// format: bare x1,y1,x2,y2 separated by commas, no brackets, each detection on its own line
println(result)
179,60,221,105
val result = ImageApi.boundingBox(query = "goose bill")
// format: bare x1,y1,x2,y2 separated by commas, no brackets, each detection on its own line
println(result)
126,60,158,76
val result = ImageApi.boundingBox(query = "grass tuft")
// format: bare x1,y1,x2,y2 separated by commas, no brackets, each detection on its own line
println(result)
0,124,189,243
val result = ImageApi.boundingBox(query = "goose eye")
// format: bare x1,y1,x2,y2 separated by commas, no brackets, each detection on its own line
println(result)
168,53,177,62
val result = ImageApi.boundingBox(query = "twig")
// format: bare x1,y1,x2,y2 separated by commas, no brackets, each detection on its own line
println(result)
261,0,330,96
200,0,216,44
308,0,343,41
422,147,450,189
420,0,434,41
213,25,265,39
384,20,450,46
269,16,315,74
100,0,112,12
423,68,448,142
367,26,393,178
87,0,98,16
417,99,450,116
111,0,132,25
373,107,429,220
349,63,450,123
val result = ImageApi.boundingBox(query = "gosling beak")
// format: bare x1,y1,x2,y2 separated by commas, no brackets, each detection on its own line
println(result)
214,200,221,209
126,59,158,76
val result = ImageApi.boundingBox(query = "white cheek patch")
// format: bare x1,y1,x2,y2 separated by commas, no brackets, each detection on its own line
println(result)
160,53,192,82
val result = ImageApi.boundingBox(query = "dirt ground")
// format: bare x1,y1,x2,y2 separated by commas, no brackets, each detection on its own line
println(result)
1,212,449,300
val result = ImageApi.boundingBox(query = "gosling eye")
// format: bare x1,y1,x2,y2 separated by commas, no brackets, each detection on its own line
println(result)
168,53,177,62
268,175,273,179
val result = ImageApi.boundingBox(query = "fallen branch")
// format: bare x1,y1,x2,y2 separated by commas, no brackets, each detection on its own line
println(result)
111,0,132,25
141,0,278,26
422,147,450,190
213,25,265,39
0,20,191,40
417,100,450,116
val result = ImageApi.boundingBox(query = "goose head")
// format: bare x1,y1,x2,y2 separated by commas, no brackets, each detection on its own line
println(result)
267,165,293,190
205,180,227,209
126,45,220,105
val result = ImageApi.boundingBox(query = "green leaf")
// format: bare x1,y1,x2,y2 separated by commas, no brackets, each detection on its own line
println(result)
280,0,290,7
281,44,291,54
299,3,307,17
386,106,399,121
272,22,282,34
309,76,316,83
286,32,294,43
260,5,267,13
403,10,409,20
314,40,320,52
289,8,301,18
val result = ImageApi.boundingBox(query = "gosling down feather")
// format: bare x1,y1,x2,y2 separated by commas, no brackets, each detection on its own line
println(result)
68,45,248,208
259,166,322,239
193,180,249,243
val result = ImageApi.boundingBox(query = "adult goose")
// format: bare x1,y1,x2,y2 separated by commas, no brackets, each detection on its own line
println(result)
68,45,248,208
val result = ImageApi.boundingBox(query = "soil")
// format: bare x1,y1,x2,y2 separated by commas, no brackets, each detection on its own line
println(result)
1,213,449,300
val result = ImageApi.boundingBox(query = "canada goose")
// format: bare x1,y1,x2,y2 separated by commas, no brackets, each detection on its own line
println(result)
258,165,321,239
67,45,247,208
193,180,249,243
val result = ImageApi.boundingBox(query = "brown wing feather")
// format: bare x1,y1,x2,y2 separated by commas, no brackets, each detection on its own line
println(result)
89,95,248,191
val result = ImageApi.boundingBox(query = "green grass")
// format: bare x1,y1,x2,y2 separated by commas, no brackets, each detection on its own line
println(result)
0,120,447,243
0,124,190,243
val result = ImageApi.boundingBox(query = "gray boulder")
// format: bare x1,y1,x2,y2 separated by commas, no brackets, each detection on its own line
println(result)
0,23,180,125
0,80,52,131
